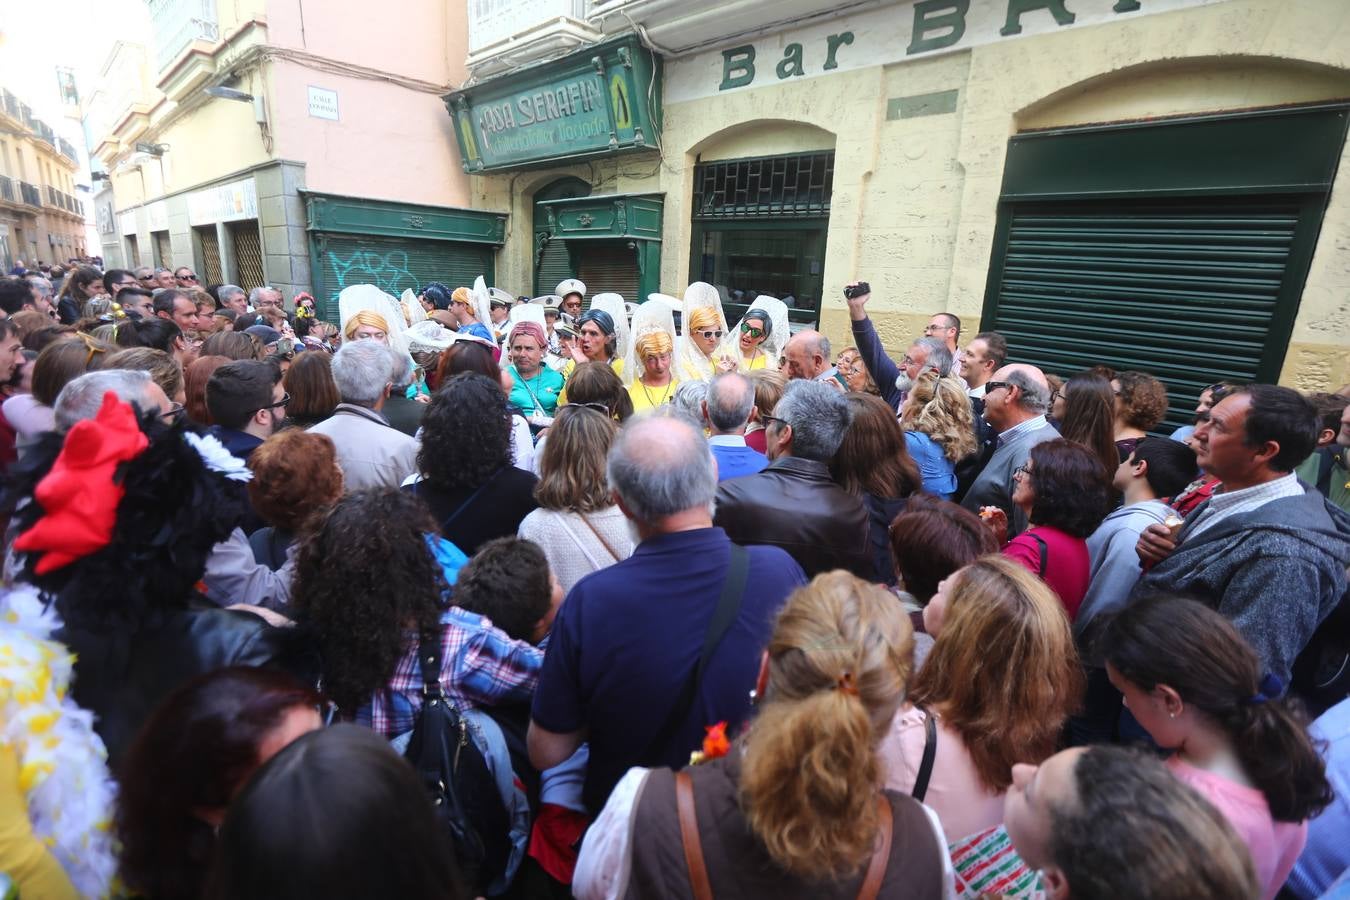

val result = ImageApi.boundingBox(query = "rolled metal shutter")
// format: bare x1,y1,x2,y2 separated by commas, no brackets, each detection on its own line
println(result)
575,241,639,304
535,239,572,297
985,196,1306,433
312,233,493,315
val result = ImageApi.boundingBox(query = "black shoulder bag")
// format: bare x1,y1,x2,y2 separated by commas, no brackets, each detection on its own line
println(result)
641,544,751,767
404,628,513,892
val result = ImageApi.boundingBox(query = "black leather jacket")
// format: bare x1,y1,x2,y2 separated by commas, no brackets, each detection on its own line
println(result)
713,457,872,579
56,595,316,767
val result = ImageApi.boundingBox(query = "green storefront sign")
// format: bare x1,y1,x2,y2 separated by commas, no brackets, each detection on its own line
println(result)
444,34,662,173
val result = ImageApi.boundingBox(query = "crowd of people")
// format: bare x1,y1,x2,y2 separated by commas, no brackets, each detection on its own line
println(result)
0,261,1347,900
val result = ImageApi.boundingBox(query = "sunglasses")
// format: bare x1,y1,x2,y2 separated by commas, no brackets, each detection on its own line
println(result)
255,392,291,413
984,381,1012,394
162,403,186,423
178,273,198,281
740,323,765,338
697,330,724,341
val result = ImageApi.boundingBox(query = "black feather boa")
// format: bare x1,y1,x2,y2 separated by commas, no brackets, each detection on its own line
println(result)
7,414,250,628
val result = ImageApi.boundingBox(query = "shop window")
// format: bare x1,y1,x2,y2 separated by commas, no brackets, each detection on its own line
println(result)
691,151,834,326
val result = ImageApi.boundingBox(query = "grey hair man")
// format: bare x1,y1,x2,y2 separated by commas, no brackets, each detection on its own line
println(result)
219,284,248,315
714,379,872,578
703,373,768,482
134,266,155,289
381,349,425,438
249,285,284,313
526,414,805,815
894,336,954,398
960,362,1060,536
783,330,847,389
54,369,171,431
307,340,418,490
670,379,708,429
23,275,55,317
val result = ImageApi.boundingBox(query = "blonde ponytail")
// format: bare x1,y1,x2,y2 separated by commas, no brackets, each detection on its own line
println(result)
739,572,914,880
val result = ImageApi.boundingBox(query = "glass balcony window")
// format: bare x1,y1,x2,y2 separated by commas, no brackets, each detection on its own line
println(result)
147,0,220,72
470,0,588,52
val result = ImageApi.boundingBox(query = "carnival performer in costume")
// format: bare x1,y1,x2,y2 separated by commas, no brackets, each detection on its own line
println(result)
505,312,564,425
449,278,496,343
677,282,737,382
563,294,628,379
8,391,307,771
488,288,514,344
557,279,586,320
0,585,118,898
722,295,790,373
624,299,680,414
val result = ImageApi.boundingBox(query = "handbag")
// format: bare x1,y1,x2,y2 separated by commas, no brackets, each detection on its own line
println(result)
910,708,938,804
404,628,513,892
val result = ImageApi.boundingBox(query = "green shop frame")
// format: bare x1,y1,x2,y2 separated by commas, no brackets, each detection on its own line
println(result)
444,34,663,173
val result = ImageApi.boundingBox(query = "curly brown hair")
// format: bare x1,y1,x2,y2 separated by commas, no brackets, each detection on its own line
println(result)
247,430,344,532
291,489,446,714
1114,371,1168,431
910,556,1083,793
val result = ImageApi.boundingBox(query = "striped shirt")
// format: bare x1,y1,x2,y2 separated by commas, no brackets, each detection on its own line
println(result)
1186,473,1304,539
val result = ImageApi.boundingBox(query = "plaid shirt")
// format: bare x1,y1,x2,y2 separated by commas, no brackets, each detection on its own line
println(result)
360,606,544,739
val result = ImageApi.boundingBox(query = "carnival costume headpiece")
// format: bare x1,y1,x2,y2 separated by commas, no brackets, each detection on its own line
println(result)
721,294,791,371
676,281,733,381
624,299,679,385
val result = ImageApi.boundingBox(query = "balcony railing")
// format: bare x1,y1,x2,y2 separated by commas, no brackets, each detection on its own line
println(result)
469,0,588,52
1,90,18,120
58,138,79,162
42,186,83,215
147,0,220,71
0,176,13,203
19,182,41,207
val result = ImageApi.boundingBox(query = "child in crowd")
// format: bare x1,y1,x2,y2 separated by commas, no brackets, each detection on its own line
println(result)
455,537,564,646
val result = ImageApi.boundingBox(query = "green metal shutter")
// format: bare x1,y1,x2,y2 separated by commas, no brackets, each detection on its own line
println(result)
985,197,1314,433
575,241,639,303
312,233,493,315
982,105,1348,434
536,239,572,297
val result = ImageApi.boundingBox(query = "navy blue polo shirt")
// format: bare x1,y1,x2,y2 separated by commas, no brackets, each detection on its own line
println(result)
530,526,806,814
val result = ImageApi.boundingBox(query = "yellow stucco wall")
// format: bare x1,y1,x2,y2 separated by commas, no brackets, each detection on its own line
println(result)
472,0,1350,389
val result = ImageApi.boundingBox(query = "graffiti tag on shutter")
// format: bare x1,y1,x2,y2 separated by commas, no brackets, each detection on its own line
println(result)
327,248,420,296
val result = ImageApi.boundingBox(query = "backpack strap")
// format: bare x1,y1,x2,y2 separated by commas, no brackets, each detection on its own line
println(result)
642,544,750,764
676,771,713,900
857,796,894,900
910,709,938,804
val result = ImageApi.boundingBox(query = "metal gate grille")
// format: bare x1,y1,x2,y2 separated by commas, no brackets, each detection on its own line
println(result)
576,242,639,303
153,231,172,269
229,220,265,293
693,152,835,219
196,226,222,285
985,197,1304,434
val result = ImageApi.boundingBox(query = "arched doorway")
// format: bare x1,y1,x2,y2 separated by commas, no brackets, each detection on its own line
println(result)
532,177,590,296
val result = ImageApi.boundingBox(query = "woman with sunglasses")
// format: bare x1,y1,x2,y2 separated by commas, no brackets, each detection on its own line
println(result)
677,282,735,382
722,296,790,374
